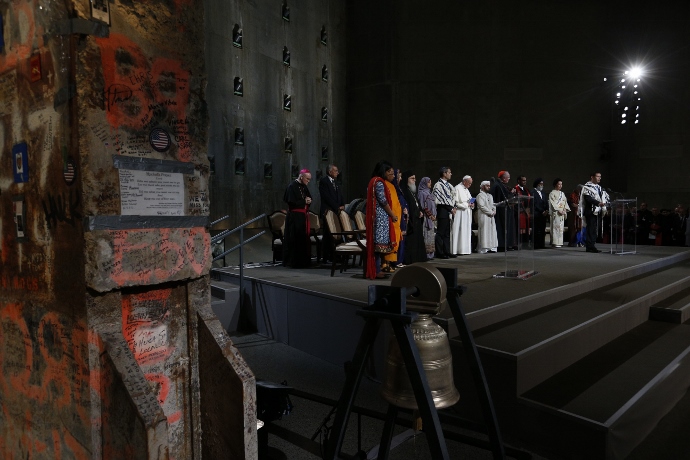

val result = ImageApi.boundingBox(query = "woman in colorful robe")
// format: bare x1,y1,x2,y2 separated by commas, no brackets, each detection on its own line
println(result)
549,178,571,247
365,161,398,279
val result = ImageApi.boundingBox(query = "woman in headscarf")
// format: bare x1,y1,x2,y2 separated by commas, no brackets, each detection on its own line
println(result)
365,161,399,279
549,178,571,248
385,169,409,269
401,170,426,263
417,176,437,259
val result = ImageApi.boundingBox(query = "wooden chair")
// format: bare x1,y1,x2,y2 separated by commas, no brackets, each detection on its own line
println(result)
308,211,322,263
323,210,366,277
354,210,366,232
340,210,366,267
266,210,286,263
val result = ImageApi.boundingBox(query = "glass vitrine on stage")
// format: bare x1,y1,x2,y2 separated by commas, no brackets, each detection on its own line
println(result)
494,195,538,280
609,198,637,255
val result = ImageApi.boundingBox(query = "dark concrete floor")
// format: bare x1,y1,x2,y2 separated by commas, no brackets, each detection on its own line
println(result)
232,332,690,460
218,233,690,459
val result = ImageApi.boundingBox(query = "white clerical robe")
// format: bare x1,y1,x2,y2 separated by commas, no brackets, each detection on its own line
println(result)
451,183,473,254
476,190,498,252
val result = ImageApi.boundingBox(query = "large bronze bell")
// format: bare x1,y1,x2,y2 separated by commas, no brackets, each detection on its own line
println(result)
380,265,460,410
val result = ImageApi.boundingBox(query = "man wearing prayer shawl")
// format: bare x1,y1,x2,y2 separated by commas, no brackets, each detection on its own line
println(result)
451,175,474,255
283,169,313,267
578,172,609,253
433,166,457,259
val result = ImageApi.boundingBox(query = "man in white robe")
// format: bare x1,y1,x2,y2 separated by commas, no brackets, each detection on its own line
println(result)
476,180,498,253
451,175,474,255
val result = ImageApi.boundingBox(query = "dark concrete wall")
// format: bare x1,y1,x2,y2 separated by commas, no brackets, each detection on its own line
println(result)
0,1,91,456
345,0,690,208
205,0,347,229
1,0,256,457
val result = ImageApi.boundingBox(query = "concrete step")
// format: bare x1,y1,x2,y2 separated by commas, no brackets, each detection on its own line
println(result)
459,250,690,332
211,279,239,300
649,286,690,323
473,262,690,394
210,279,241,333
517,321,690,460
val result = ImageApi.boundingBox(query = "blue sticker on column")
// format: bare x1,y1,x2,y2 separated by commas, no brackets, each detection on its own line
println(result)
0,14,4,51
12,142,29,183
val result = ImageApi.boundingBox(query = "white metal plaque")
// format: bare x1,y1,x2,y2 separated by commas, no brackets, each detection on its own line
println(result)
119,169,184,216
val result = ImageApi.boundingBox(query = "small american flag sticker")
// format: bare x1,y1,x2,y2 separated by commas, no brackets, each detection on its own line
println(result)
149,128,171,152
63,159,76,185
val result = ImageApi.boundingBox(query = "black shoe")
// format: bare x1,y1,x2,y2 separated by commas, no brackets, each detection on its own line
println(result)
586,248,602,253
438,255,450,259
448,254,458,258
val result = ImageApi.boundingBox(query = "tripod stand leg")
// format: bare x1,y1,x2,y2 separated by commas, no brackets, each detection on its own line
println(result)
447,288,506,459
376,404,398,460
324,318,382,460
391,323,449,460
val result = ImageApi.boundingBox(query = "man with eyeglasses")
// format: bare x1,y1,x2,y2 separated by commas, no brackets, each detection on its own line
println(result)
318,164,345,263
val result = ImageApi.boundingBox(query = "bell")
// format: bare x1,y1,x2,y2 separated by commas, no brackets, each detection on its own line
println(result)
380,265,460,410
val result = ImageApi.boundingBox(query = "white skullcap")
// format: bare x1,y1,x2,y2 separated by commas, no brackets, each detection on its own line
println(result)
480,180,490,187
463,175,472,181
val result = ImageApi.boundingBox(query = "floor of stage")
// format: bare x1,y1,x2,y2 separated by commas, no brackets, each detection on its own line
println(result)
216,242,688,315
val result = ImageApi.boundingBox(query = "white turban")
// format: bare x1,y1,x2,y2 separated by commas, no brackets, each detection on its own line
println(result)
480,180,490,187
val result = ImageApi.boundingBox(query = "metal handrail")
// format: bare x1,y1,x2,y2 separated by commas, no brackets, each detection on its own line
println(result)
211,229,232,244
210,215,230,227
211,213,268,313
212,231,265,261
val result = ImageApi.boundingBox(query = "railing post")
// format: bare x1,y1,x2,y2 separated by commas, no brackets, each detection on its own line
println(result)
239,226,244,311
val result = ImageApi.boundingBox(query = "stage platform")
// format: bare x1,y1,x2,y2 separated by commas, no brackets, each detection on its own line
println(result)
212,244,690,460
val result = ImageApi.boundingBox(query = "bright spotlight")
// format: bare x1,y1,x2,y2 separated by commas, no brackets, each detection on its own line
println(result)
629,67,642,79
621,120,626,124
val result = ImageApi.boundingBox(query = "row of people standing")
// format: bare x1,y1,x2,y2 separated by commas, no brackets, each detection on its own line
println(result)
365,162,429,279
283,163,610,273
489,171,578,251
477,170,609,252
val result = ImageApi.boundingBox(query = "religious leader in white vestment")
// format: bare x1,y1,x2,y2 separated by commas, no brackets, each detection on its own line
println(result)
476,180,498,253
451,175,474,255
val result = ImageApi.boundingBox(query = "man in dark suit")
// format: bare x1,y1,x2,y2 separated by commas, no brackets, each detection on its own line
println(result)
318,164,345,262
531,178,549,249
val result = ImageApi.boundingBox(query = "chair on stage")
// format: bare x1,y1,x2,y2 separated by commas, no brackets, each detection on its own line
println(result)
354,210,366,233
341,210,367,268
267,210,286,263
308,211,323,263
323,210,366,277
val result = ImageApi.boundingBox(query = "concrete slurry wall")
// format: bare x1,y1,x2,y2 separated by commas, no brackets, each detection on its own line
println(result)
205,0,347,229
345,0,690,209
0,0,256,458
